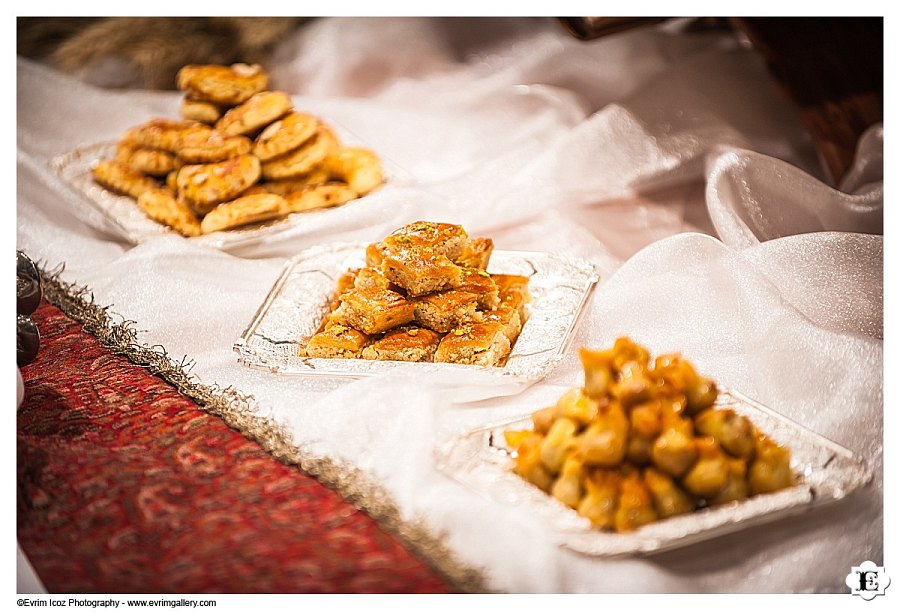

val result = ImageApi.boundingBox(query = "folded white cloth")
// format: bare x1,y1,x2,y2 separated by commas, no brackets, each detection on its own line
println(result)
16,17,882,592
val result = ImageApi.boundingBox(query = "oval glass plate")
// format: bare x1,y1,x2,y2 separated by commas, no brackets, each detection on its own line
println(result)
48,136,412,251
233,242,600,384
434,389,873,557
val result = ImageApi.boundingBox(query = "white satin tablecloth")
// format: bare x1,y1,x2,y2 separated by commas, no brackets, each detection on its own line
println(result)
16,17,883,593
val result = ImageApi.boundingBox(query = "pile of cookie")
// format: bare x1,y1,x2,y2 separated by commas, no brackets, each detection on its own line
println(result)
91,63,384,237
303,221,530,367
505,338,795,533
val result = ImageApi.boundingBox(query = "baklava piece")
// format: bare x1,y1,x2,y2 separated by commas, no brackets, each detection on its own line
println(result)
434,322,511,367
483,302,524,345
365,242,387,267
333,288,415,334
380,248,464,297
353,266,397,292
361,326,441,362
412,290,482,333
491,273,531,301
303,322,370,359
455,268,500,310
456,237,494,269
491,274,530,320
382,220,470,261
327,268,360,310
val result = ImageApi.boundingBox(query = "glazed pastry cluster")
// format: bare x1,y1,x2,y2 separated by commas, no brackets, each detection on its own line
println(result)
504,337,794,532
303,221,530,367
92,63,383,236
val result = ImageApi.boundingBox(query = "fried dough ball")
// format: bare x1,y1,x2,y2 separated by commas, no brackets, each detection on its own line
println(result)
612,360,653,407
709,457,750,506
579,347,614,399
610,337,650,373
749,435,794,495
682,437,729,498
695,408,756,459
626,433,654,465
577,401,628,466
551,455,584,508
555,387,599,427
653,353,718,415
651,425,697,477
614,472,658,532
643,467,695,519
630,400,663,439
512,432,553,493
577,469,620,529
530,406,557,435
540,417,578,474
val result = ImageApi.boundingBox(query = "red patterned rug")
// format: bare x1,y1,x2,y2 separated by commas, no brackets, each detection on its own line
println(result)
17,301,453,593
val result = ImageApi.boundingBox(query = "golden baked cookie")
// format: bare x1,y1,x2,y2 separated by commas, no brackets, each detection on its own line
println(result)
239,185,270,197
215,91,293,137
260,128,336,180
200,193,288,234
285,182,358,213
136,188,201,237
252,112,319,161
176,130,252,164
176,154,261,214
115,141,177,176
259,169,330,195
180,98,223,124
92,159,160,199
121,118,212,153
324,146,384,195
176,63,268,106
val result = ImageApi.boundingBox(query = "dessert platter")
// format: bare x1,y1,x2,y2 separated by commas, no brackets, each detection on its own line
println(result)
50,63,396,249
435,338,872,555
234,221,600,382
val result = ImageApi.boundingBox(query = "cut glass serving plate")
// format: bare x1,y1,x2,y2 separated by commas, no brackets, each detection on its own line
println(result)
434,389,872,557
233,242,600,383
49,137,411,251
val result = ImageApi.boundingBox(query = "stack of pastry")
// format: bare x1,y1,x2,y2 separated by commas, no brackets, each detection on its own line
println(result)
91,63,384,237
504,338,795,532
303,221,530,367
